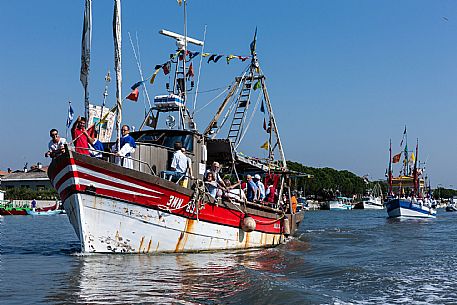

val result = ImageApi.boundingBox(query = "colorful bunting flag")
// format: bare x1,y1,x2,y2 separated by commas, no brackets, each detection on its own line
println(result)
202,53,210,57
263,118,267,131
260,100,265,113
226,54,237,64
238,56,249,62
207,54,217,63
250,27,257,55
150,68,161,84
214,55,224,63
189,51,200,60
392,153,402,163
162,62,171,75
186,62,194,79
253,80,261,90
410,152,415,162
126,88,139,101
130,81,143,90
261,141,269,150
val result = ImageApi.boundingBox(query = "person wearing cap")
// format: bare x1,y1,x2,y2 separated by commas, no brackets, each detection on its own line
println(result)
253,174,265,201
205,161,226,188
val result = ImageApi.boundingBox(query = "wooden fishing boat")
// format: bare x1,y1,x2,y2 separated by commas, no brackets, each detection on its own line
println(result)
47,0,305,253
384,129,436,218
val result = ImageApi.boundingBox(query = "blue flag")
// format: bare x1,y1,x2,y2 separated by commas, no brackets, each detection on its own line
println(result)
66,103,74,128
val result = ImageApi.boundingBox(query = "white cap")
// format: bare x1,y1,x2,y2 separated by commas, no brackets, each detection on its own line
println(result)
254,174,261,180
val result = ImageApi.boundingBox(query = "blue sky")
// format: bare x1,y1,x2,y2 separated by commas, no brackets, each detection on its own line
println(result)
1,0,457,187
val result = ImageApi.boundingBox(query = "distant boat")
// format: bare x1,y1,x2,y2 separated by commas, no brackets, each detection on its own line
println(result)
26,203,64,216
328,197,353,210
384,131,436,219
354,184,383,209
26,209,63,216
0,201,62,216
445,196,457,212
0,205,30,215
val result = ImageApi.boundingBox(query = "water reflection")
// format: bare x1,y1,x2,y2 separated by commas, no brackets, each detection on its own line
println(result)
45,242,309,305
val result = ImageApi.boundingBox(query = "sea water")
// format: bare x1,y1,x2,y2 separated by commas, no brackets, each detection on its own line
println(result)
1,209,456,304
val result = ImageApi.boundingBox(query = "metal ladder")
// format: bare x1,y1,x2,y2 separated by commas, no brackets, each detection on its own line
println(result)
227,77,253,144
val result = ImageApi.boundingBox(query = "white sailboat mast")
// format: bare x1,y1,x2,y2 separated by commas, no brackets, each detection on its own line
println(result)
113,0,122,148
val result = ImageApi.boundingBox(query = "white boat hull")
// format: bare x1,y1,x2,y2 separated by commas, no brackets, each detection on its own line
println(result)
64,193,283,253
386,198,436,219
362,201,384,209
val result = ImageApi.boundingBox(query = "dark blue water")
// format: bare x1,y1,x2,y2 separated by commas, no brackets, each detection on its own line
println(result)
1,210,456,304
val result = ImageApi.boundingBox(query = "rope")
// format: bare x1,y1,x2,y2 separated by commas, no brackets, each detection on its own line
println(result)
194,86,230,114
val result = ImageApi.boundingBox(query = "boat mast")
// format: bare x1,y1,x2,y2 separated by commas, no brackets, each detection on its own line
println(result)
80,0,92,125
403,126,408,176
413,138,419,195
113,0,122,148
388,139,392,195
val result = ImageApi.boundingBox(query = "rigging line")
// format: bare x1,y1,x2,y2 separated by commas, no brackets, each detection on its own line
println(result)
193,24,207,116
194,87,229,114
128,32,152,110
187,86,229,94
235,90,262,149
135,31,152,111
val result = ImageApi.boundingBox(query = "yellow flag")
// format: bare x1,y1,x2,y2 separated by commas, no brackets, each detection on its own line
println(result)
226,54,237,64
261,141,269,150
202,53,210,57
410,152,415,162
149,68,161,84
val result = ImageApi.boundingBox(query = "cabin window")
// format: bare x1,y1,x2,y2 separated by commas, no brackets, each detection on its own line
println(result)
138,133,193,152
162,135,193,152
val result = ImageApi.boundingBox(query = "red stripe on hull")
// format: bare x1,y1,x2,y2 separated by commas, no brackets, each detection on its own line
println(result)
52,156,282,234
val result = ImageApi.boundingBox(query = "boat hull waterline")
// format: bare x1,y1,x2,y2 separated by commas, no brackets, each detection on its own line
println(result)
48,152,291,253
385,198,436,219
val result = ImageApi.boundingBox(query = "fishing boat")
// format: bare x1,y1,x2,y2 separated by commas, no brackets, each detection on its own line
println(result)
0,201,60,216
328,197,353,210
445,196,457,212
47,1,305,253
0,204,30,216
384,129,436,218
26,203,64,216
354,183,383,209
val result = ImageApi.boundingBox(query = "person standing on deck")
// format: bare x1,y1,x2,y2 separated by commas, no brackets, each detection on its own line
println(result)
170,142,188,176
45,129,67,159
246,174,258,202
71,117,91,155
253,174,265,201
114,125,136,169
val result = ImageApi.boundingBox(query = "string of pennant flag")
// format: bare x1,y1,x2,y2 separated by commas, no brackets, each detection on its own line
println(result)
123,50,252,102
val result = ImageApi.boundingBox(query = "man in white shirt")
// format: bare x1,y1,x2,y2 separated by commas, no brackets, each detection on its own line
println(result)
45,129,67,159
254,174,266,201
171,142,189,175
112,125,136,169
